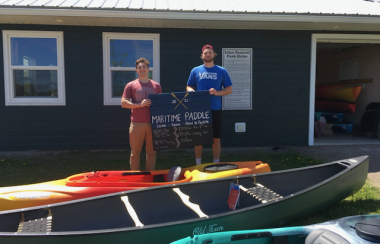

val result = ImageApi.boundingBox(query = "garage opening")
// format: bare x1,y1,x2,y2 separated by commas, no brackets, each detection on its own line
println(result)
310,34,380,146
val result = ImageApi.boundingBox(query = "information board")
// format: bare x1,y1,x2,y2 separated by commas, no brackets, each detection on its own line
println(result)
222,48,252,110
149,91,213,151
339,57,359,81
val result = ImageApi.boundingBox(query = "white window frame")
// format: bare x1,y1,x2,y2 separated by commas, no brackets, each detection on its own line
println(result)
103,32,160,105
2,30,65,106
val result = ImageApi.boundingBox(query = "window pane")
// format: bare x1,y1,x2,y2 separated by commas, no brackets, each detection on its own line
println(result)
112,71,152,97
110,40,153,67
11,38,57,66
14,70,58,97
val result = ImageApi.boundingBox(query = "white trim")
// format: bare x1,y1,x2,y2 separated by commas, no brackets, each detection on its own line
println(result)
2,8,380,25
309,35,317,146
2,30,66,106
8,66,59,70
102,32,160,106
309,33,380,146
314,33,380,43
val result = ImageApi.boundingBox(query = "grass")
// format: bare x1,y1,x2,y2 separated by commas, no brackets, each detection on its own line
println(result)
290,179,380,226
0,148,379,226
0,149,324,186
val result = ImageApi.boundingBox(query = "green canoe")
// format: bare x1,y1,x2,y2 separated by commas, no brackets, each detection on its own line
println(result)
0,156,369,244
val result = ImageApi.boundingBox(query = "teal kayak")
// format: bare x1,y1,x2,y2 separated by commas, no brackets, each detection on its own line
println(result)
171,215,380,244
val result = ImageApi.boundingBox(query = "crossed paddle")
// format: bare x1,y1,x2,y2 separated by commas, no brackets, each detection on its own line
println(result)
171,92,189,109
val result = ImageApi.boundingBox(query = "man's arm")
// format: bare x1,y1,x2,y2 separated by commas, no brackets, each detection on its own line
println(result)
209,85,232,96
121,97,151,109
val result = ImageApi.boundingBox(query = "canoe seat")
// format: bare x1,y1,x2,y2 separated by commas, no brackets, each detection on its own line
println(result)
305,229,349,244
240,183,283,203
18,210,52,233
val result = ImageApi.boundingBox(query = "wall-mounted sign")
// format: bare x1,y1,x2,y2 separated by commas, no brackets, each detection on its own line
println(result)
339,57,359,81
222,48,252,110
149,91,213,151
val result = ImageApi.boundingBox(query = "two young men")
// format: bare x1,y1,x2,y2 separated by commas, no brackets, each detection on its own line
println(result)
122,44,232,169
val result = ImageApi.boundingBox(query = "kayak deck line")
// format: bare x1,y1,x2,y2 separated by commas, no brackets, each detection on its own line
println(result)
172,188,208,219
17,209,52,233
240,183,283,203
120,196,144,228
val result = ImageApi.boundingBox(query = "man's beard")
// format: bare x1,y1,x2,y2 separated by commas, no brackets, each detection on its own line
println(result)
202,56,214,63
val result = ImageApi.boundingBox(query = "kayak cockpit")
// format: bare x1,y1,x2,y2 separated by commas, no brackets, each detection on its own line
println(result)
65,170,193,187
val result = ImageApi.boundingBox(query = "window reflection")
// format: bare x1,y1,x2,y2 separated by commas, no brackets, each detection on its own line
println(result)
14,70,58,97
110,40,153,67
11,37,57,66
112,71,152,97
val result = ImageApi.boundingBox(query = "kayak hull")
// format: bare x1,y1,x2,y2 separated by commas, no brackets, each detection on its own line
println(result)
315,100,356,114
316,85,362,103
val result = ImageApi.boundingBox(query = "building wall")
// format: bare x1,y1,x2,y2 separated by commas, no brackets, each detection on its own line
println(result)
0,25,312,151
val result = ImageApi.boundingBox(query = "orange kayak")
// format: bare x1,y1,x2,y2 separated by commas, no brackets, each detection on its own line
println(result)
0,161,270,211
316,85,362,103
315,100,356,114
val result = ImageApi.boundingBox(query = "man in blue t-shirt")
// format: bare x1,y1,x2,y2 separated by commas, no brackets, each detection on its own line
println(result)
186,44,233,165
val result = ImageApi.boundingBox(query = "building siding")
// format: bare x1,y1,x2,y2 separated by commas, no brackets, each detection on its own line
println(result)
0,25,312,151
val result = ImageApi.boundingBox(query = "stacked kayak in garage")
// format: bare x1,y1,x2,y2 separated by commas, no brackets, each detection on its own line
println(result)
316,85,362,104
315,85,362,136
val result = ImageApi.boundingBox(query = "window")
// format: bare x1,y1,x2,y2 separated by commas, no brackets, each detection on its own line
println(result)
103,33,160,105
2,31,65,106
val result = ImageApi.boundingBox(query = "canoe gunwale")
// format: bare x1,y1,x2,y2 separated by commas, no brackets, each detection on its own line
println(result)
0,157,358,215
0,156,369,239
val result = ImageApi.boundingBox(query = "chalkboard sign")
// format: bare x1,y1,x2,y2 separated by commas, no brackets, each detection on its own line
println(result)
149,91,213,150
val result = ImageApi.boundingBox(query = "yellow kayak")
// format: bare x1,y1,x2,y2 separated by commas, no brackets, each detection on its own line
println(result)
316,85,362,103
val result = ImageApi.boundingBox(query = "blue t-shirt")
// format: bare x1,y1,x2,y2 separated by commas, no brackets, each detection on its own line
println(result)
187,65,233,110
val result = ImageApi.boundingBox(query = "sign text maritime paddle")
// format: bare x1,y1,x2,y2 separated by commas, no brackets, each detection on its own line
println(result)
149,91,213,150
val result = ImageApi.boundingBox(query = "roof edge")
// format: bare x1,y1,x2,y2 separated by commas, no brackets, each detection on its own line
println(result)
1,7,380,24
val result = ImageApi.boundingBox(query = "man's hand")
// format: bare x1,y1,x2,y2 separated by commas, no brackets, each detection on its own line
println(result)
140,99,152,107
186,86,195,92
209,86,232,96
209,88,218,95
